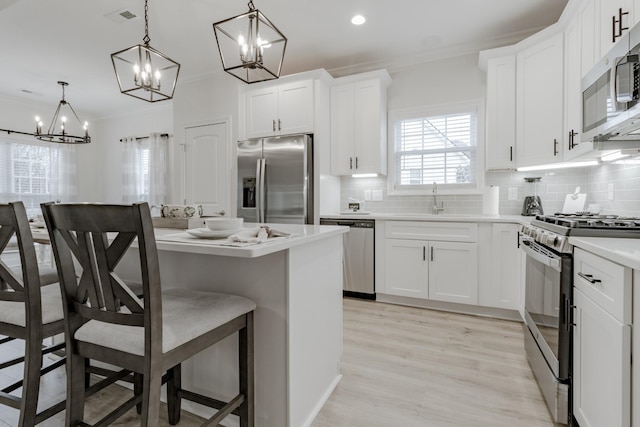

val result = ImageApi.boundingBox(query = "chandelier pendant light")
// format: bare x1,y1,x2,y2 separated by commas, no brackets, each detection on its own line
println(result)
111,0,180,102
35,81,90,144
213,0,287,84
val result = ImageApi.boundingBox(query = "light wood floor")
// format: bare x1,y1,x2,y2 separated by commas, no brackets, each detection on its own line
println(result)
0,298,554,426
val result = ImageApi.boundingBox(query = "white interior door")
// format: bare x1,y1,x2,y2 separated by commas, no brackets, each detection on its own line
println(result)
184,122,229,216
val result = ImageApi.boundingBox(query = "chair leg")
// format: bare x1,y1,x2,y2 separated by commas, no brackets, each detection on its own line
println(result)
134,373,143,414
84,358,91,388
66,352,87,427
18,337,43,427
166,364,181,425
239,311,255,427
140,361,162,427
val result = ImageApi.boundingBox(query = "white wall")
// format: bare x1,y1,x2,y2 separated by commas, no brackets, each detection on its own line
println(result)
387,53,486,111
86,103,173,203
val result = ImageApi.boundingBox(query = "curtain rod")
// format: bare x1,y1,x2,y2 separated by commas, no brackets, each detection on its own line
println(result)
0,128,35,137
119,133,170,142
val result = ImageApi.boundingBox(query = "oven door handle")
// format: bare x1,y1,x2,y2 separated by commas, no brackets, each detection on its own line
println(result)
520,239,562,271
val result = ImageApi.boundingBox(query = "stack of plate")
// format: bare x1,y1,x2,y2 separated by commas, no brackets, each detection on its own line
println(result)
186,217,244,239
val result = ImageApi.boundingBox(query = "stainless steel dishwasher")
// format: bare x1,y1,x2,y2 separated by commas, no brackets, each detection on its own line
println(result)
320,218,375,299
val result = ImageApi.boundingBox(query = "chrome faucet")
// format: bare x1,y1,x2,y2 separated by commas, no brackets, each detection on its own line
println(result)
432,182,445,215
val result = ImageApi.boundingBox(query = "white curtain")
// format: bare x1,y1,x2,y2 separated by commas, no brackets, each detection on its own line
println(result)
49,143,77,202
148,133,167,207
0,136,76,216
121,136,144,203
121,133,167,205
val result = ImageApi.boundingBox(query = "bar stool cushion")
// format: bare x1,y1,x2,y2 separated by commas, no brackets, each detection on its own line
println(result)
74,289,256,356
0,283,64,327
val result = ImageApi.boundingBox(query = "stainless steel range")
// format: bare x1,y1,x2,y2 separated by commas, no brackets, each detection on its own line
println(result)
520,214,640,426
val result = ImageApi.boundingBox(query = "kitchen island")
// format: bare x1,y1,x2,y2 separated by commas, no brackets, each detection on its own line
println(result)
116,224,348,427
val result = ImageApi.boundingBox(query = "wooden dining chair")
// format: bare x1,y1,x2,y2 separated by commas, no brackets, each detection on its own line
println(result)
41,201,256,427
0,201,66,426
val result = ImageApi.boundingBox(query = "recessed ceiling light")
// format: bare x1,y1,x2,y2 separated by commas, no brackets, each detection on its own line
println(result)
351,14,366,25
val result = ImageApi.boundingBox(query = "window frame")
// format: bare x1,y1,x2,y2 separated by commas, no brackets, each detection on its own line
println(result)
387,99,485,196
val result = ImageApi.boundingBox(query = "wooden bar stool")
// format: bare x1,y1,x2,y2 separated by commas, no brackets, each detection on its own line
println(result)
42,201,255,427
0,201,66,426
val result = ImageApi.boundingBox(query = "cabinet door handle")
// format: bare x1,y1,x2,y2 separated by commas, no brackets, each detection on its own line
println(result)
423,246,426,261
509,146,513,162
430,246,434,262
618,8,629,38
349,157,353,170
569,130,579,149
517,231,520,249
355,157,359,169
578,272,602,284
613,14,618,42
278,119,281,131
272,120,276,132
553,139,558,156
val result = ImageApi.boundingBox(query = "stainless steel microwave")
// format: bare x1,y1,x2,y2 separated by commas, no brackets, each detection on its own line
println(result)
582,23,640,146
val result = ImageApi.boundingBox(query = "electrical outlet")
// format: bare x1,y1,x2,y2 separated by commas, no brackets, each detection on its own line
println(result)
508,187,518,201
364,190,372,201
608,183,615,200
372,190,383,201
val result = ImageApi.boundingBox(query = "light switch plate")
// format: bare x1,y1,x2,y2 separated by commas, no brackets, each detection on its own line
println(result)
508,187,518,201
364,190,372,201
372,190,383,201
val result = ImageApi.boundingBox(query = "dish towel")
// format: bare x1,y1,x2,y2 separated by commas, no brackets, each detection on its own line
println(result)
228,226,291,243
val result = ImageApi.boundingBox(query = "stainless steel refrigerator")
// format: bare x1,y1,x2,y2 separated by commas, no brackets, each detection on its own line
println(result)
237,134,313,224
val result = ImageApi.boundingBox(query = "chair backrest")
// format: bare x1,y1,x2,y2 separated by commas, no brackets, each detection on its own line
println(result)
41,202,162,344
0,202,45,327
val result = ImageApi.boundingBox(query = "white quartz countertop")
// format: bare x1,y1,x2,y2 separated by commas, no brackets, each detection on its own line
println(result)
320,213,531,225
152,223,348,258
569,237,640,270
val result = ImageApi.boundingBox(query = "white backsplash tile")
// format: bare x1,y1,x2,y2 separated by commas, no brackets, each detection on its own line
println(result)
340,163,640,217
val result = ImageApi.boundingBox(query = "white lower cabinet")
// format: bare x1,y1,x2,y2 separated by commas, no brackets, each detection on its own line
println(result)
382,221,478,305
573,247,632,427
480,223,521,310
384,239,478,304
428,241,478,305
384,239,429,298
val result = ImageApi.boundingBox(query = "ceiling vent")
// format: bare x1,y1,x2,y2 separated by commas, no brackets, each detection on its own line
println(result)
105,9,139,24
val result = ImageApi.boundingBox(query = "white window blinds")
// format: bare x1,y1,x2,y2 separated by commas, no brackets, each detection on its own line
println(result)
0,138,77,216
392,108,478,190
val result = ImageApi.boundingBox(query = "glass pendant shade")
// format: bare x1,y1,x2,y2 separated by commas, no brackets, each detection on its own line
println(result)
213,2,287,84
111,43,180,102
35,81,90,144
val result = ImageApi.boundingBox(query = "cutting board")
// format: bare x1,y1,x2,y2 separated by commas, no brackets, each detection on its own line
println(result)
561,193,587,214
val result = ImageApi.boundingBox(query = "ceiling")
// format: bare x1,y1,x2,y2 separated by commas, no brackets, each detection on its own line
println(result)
0,0,568,118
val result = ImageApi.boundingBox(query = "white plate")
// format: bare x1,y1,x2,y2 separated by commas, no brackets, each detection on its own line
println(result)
185,228,244,239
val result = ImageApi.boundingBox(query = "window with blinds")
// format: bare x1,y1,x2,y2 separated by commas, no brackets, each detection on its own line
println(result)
391,106,478,191
0,138,76,217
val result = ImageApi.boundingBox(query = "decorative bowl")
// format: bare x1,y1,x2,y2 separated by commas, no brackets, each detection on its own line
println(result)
160,204,203,219
205,217,243,231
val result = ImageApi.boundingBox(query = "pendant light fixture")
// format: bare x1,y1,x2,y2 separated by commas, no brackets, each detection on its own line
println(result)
111,0,180,102
213,0,287,84
34,81,90,144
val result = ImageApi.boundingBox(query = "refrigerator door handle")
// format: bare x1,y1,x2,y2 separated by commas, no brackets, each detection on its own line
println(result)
258,158,266,223
254,159,262,223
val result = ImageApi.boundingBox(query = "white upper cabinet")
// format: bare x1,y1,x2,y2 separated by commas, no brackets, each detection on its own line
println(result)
330,71,391,176
245,79,314,138
564,14,593,160
581,0,636,77
485,55,517,170
599,0,635,58
516,31,565,167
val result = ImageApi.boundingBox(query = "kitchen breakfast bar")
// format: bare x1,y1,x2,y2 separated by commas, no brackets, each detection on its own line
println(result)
115,224,347,427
